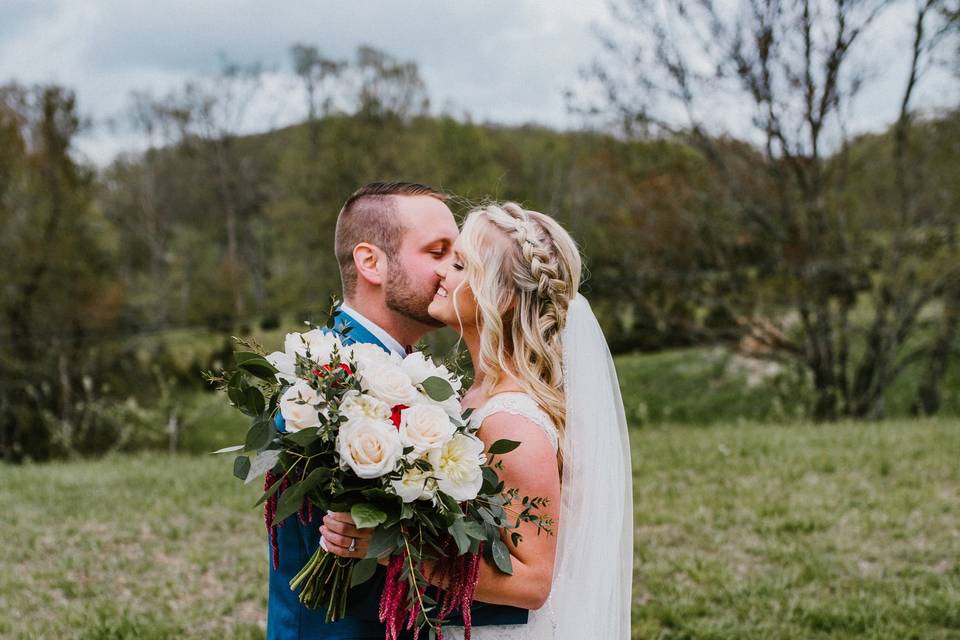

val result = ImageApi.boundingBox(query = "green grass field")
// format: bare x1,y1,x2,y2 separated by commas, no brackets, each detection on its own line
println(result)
2,417,958,639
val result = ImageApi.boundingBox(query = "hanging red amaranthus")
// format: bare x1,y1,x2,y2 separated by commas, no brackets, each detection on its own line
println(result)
379,538,484,640
264,470,291,570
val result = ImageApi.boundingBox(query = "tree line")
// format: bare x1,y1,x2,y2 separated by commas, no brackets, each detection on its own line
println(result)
2,0,958,460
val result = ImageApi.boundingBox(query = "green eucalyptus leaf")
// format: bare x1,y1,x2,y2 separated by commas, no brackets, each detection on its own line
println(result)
235,351,280,381
244,449,280,485
480,466,500,494
351,503,388,529
227,385,246,411
490,537,513,575
436,491,461,514
350,557,378,588
273,480,309,526
267,389,281,415
210,444,244,455
488,439,521,455
283,427,320,447
365,527,397,559
233,455,251,481
421,376,455,402
449,518,470,555
245,416,274,451
463,520,486,540
234,351,266,366
299,466,332,492
239,386,266,417
400,503,414,520
360,488,393,501
254,472,285,507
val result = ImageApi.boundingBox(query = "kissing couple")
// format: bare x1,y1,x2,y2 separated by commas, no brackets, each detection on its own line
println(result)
268,182,633,639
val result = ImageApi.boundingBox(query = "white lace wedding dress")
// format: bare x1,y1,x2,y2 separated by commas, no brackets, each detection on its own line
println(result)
442,392,560,640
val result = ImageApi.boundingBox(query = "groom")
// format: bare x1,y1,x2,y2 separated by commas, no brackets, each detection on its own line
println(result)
267,182,529,639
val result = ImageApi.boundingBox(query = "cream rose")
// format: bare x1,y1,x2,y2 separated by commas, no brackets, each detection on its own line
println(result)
399,404,456,457
416,393,464,421
337,416,403,479
348,342,400,372
278,380,324,432
428,433,486,501
390,459,438,503
265,350,297,384
339,391,392,423
401,351,463,392
360,362,419,406
283,330,341,364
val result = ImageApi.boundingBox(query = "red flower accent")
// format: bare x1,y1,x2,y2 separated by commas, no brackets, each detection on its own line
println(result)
311,363,353,382
390,404,408,430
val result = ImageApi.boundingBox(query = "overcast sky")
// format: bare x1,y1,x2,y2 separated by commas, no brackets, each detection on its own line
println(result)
1,0,955,166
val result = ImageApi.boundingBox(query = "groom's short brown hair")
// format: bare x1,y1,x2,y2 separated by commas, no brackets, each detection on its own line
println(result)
335,181,447,296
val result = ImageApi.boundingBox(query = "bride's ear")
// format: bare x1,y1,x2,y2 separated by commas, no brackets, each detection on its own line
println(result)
353,243,385,287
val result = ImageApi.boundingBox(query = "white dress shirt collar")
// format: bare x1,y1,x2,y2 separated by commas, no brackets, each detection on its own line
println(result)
339,303,407,357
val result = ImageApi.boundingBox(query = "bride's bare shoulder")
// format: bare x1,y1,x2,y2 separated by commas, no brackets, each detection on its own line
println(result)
476,408,556,461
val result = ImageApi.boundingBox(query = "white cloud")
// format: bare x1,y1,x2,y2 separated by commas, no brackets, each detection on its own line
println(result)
0,0,953,165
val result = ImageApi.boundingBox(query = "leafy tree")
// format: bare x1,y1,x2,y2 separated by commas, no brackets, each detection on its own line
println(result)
580,0,960,419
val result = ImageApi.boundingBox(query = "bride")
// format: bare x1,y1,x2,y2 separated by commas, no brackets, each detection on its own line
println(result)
325,202,633,639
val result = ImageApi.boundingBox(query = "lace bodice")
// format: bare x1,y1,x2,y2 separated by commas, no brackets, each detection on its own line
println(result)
469,392,559,452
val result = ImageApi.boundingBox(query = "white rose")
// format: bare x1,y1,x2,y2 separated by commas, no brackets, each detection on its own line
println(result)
400,351,440,384
437,364,463,392
279,379,324,432
360,361,419,407
416,394,464,421
337,416,403,479
283,330,342,364
348,342,400,373
429,433,486,502
339,391,392,423
401,351,463,392
399,404,456,457
265,350,297,384
390,459,437,503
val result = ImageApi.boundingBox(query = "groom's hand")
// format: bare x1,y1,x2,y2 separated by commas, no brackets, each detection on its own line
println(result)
320,511,375,559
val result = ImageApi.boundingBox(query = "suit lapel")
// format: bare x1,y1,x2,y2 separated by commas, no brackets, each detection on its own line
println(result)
331,309,390,353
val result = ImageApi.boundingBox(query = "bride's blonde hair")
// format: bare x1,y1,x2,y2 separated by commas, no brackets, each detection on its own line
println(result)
454,202,581,454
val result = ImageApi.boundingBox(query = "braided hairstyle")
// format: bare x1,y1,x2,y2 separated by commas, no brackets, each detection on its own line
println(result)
455,202,581,459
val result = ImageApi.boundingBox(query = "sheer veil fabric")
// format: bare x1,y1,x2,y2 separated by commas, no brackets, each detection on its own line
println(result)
526,293,634,639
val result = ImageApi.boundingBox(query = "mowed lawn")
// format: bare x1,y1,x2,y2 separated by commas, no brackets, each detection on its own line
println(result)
1,418,958,639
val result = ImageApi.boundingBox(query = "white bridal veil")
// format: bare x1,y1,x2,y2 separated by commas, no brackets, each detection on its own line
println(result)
528,294,633,638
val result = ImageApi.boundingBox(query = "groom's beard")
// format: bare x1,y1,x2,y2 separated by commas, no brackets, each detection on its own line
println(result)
385,262,445,328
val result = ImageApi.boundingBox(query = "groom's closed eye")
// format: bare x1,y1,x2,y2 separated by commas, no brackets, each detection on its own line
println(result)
428,243,451,258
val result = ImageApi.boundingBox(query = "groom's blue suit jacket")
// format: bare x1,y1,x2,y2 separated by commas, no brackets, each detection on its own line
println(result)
267,309,528,639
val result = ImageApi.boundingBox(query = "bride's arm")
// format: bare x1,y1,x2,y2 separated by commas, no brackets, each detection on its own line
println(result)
466,412,561,610
323,412,561,609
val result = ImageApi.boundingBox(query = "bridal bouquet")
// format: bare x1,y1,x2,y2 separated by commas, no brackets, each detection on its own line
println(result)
205,306,551,640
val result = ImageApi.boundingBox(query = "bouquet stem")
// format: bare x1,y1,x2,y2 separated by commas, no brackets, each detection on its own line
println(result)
290,545,355,622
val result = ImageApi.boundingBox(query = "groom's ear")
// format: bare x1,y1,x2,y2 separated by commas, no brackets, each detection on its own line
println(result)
353,243,386,287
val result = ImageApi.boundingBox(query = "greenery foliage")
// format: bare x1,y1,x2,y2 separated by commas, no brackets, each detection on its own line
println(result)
1,37,958,460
